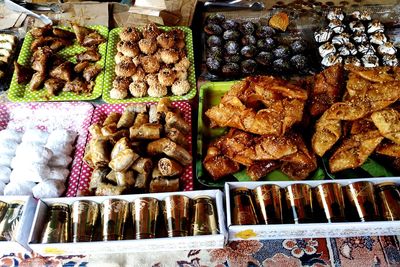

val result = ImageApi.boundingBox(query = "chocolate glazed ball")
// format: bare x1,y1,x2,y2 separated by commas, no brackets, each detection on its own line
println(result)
222,62,240,77
241,59,257,75
225,41,240,55
206,57,222,74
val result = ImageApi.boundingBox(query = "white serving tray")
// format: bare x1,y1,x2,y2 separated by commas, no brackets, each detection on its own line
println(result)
0,195,37,254
29,190,227,256
225,177,400,240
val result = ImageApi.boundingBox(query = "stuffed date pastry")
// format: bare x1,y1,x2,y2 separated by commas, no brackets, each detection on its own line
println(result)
111,137,130,159
130,123,162,140
148,105,161,123
117,107,136,129
158,158,183,176
108,149,139,172
115,170,135,187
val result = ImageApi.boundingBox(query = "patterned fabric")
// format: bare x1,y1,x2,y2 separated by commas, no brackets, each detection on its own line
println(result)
1,237,399,267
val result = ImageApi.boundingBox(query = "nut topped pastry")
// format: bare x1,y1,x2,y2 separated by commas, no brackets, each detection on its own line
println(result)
111,23,192,99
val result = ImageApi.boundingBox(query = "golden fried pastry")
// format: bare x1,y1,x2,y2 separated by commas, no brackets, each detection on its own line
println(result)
14,62,33,84
329,130,383,173
156,32,175,49
138,38,158,55
115,52,132,64
77,47,101,62
74,61,90,73
146,74,159,86
82,32,105,47
53,28,75,39
30,36,55,51
371,109,400,144
140,55,160,74
117,41,140,58
30,24,52,38
148,83,167,97
174,57,190,71
63,78,93,94
49,38,73,51
113,76,131,92
158,68,176,86
119,27,142,42
50,61,73,81
44,78,65,96
174,68,188,81
129,81,148,97
312,112,342,157
83,64,102,82
72,23,94,44
132,67,145,82
376,140,400,157
31,46,53,72
110,87,128,99
115,61,136,77
29,72,46,91
171,80,190,96
160,49,180,64
142,23,162,39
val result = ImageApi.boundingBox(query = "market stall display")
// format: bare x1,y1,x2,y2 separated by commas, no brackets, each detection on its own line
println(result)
0,33,18,83
103,24,196,103
8,24,108,102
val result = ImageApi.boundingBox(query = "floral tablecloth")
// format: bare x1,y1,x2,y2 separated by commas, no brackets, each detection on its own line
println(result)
1,236,400,267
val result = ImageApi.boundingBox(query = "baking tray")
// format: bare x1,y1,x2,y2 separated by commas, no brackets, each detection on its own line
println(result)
196,81,398,188
77,101,193,196
7,25,108,102
102,26,196,103
0,102,94,197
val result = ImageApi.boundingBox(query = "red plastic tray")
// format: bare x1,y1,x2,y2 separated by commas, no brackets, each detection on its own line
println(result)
77,101,193,196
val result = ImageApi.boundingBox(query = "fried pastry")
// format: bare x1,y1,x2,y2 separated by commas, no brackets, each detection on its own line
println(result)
376,140,400,157
246,160,281,181
147,138,192,166
203,145,240,180
82,32,105,47
63,78,92,94
72,23,94,44
30,24,52,38
52,28,75,39
44,78,65,96
14,62,33,84
31,46,53,72
74,61,90,73
76,47,101,62
50,61,73,81
371,109,400,144
309,64,344,117
130,123,162,140
312,112,342,157
29,72,46,91
83,64,102,82
30,36,55,51
138,38,158,55
158,158,183,176
329,130,384,173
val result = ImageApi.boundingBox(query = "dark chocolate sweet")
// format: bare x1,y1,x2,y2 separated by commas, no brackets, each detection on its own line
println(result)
204,24,223,35
208,46,223,58
240,59,257,74
273,58,291,72
290,40,308,54
207,13,226,25
239,21,256,35
290,54,308,71
224,41,240,55
257,38,276,52
206,57,222,73
222,62,240,76
273,45,291,59
207,35,223,47
241,35,257,46
223,30,240,41
255,51,274,66
256,26,276,38
241,45,257,58
224,54,241,63
222,19,239,30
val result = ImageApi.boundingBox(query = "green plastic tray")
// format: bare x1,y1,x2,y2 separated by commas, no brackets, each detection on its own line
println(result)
8,25,108,102
102,26,196,103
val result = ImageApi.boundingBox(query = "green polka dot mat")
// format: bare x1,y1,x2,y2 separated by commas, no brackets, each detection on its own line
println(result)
103,26,197,103
8,25,109,102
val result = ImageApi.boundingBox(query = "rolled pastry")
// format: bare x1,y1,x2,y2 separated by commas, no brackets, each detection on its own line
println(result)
131,157,153,174
89,123,103,139
166,128,188,147
107,129,129,145
4,181,36,196
129,123,162,140
0,166,11,183
149,177,179,193
91,139,110,168
89,168,109,190
109,149,139,172
111,137,130,159
158,158,184,176
134,171,151,190
147,138,192,166
103,112,121,126
133,113,149,128
101,123,118,137
21,129,49,145
115,170,135,187
117,108,136,129
32,180,65,198
95,183,125,196
48,154,73,168
148,105,161,123
165,111,190,134
106,170,117,183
